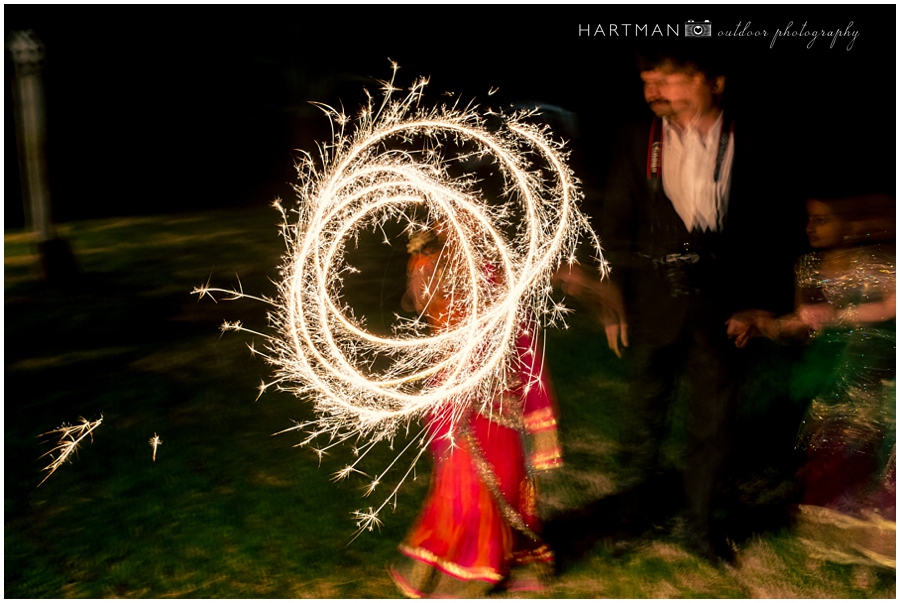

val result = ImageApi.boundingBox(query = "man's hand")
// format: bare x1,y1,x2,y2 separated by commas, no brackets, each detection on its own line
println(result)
595,280,629,358
728,309,785,347
725,316,755,348
603,309,629,358
725,309,772,348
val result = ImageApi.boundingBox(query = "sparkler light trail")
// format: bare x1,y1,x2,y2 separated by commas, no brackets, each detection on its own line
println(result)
195,64,606,534
37,415,103,487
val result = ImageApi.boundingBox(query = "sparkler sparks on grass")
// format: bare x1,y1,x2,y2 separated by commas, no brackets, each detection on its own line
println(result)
37,415,103,487
195,64,605,536
353,507,384,533
149,433,162,462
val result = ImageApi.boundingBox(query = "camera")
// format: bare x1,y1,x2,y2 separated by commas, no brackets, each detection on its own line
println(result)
685,20,712,38
660,253,701,297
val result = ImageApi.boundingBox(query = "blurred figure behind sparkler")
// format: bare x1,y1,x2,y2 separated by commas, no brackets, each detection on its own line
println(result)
390,221,562,597
727,193,896,567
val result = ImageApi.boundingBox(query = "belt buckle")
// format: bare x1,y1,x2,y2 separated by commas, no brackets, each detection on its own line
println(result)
665,252,700,264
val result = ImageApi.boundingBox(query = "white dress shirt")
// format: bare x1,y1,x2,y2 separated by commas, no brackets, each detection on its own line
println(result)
661,113,734,232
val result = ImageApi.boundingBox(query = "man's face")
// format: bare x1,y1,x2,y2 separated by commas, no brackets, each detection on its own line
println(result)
640,64,720,123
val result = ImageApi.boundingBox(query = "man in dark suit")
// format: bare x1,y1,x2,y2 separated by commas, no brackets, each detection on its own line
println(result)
561,48,802,562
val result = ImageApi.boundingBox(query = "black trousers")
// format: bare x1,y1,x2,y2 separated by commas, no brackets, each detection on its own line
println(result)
621,295,736,538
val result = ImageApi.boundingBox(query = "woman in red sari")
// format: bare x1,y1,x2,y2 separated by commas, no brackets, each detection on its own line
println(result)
389,226,562,598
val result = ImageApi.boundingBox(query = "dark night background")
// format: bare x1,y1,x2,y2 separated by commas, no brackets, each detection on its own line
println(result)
5,5,895,230
3,7,897,597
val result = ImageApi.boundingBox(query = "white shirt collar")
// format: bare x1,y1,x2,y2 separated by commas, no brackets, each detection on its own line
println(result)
662,111,724,148
660,111,733,233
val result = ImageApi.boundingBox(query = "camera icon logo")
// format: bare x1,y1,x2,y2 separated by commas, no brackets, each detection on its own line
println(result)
685,20,712,38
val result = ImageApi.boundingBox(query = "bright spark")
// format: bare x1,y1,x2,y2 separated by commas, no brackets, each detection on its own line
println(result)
149,432,162,462
37,415,103,487
365,477,381,497
352,507,384,535
332,465,370,483
194,63,605,534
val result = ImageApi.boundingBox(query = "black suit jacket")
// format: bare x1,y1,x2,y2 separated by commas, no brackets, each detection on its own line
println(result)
598,117,804,346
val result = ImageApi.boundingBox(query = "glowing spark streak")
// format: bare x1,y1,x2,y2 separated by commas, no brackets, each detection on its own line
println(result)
38,415,103,487
297,174,505,406
277,73,604,523
149,433,162,462
191,285,272,306
350,440,431,543
332,465,370,483
307,175,516,394
351,507,384,535
196,66,606,532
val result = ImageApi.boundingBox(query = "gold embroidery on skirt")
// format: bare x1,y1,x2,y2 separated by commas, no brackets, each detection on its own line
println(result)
477,392,526,429
462,426,541,541
398,544,504,582
524,406,558,431
530,429,563,470
512,542,555,565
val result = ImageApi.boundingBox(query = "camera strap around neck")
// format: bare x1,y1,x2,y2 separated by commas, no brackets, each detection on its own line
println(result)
646,115,733,185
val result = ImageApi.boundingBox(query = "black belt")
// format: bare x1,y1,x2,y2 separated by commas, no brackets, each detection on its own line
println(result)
634,251,715,297
634,251,704,268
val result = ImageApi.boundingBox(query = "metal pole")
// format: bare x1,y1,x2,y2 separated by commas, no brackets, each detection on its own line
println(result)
8,29,77,281
8,29,53,242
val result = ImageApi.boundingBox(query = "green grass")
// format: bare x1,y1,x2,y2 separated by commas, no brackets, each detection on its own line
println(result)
5,207,895,597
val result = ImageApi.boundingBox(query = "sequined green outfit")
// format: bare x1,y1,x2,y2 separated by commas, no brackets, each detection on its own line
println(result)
794,246,896,468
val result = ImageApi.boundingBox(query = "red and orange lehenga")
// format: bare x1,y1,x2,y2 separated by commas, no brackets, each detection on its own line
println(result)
390,244,562,598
